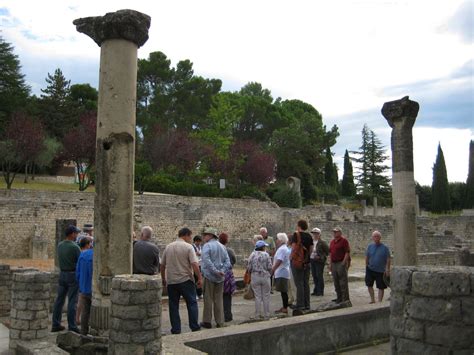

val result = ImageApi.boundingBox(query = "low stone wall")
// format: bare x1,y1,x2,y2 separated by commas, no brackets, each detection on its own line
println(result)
390,266,474,353
0,189,472,263
109,274,162,354
9,271,50,350
163,304,389,354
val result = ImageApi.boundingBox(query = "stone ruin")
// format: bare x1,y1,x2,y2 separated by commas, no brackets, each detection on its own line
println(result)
1,10,472,355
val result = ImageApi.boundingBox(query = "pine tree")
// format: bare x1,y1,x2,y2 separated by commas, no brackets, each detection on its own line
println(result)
353,124,390,198
341,149,356,197
0,36,30,133
465,140,474,208
431,143,451,213
39,68,76,139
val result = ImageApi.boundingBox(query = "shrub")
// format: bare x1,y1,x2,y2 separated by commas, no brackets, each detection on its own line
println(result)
272,186,302,208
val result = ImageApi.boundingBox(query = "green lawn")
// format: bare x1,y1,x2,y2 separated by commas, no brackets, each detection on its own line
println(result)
0,178,95,192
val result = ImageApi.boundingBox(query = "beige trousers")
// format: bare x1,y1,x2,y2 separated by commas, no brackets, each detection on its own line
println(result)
202,278,224,326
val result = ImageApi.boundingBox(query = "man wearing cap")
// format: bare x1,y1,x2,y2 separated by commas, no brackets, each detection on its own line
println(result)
200,227,231,329
76,223,94,246
310,228,329,296
365,230,391,303
329,227,351,306
52,225,81,332
160,227,202,334
133,226,160,275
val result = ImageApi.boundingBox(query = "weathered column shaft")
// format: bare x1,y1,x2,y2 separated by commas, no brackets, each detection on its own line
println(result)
382,96,419,266
74,9,151,334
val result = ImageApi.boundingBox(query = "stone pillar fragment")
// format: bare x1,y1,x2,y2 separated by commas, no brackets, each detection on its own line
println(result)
31,224,49,260
9,271,50,350
73,9,151,334
109,274,162,354
382,96,419,265
373,196,378,217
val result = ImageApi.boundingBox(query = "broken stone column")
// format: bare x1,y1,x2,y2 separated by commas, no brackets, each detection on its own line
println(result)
73,9,151,334
0,265,10,317
109,274,162,354
31,224,49,260
9,271,50,350
373,196,378,217
390,266,474,353
382,96,419,265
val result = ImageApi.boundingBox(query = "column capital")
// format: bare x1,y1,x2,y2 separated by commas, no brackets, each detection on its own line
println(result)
73,9,151,48
381,96,419,129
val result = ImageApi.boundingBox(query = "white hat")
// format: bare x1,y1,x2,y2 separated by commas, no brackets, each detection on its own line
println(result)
311,227,321,234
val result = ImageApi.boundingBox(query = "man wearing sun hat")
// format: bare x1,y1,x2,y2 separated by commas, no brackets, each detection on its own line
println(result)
200,227,231,329
310,227,329,296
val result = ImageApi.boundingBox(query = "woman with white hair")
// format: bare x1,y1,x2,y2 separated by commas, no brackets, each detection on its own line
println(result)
247,240,272,319
271,233,291,314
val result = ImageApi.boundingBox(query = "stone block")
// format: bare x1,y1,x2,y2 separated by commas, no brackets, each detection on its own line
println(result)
460,297,474,325
403,318,424,340
20,329,38,340
10,318,30,330
390,315,405,337
120,279,147,291
36,328,49,339
109,331,131,343
111,304,147,319
109,343,145,355
129,290,159,304
406,297,461,323
9,329,20,340
390,293,406,316
35,310,48,319
425,324,473,348
396,337,450,355
131,330,155,344
27,300,48,311
145,340,161,354
110,317,141,332
28,318,48,330
110,290,130,305
142,317,160,330
13,291,47,301
145,278,161,290
15,310,36,320
12,300,27,310
390,267,414,293
146,304,160,317
412,270,471,297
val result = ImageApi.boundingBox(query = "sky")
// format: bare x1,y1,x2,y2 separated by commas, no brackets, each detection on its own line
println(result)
1,0,473,185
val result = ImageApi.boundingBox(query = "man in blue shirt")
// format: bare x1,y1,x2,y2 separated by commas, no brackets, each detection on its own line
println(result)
365,231,391,303
76,237,93,335
200,227,231,329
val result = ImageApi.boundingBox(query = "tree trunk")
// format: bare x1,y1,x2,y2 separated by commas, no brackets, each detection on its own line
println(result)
24,163,29,183
32,163,36,180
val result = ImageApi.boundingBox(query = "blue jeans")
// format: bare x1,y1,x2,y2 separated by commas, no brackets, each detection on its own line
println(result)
167,280,200,334
52,271,79,330
310,260,326,295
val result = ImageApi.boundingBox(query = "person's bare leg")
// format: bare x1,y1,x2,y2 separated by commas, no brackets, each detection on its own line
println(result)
368,287,375,303
378,288,384,302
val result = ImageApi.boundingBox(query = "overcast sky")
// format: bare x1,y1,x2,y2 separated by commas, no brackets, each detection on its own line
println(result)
1,0,472,185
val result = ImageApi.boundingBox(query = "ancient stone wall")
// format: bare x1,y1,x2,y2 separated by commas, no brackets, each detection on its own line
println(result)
390,266,474,353
0,190,471,263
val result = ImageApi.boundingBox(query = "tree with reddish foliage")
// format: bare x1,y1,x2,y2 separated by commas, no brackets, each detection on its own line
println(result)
144,126,203,175
227,140,276,186
0,113,45,188
61,112,97,191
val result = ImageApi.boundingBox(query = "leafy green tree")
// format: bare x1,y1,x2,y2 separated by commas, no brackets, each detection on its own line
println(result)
135,160,153,194
465,140,474,208
431,143,451,213
39,68,77,138
449,182,466,211
353,124,390,198
415,182,432,211
35,137,61,176
0,37,30,134
69,83,98,113
341,149,356,197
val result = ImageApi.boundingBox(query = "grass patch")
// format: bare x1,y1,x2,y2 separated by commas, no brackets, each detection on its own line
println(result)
0,179,95,192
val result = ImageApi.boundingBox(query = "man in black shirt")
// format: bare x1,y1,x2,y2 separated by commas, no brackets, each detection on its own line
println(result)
290,219,313,311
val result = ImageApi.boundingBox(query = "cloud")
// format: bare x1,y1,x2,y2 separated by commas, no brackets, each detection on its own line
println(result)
442,0,473,44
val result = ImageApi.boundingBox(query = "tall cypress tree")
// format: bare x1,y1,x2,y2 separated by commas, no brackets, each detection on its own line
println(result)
465,140,474,208
431,143,451,213
324,146,337,187
341,149,356,197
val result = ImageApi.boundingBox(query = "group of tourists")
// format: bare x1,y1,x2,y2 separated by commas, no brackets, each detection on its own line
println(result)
51,219,391,336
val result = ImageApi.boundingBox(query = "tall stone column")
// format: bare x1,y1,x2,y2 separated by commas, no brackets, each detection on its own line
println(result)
73,10,151,334
382,96,419,265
